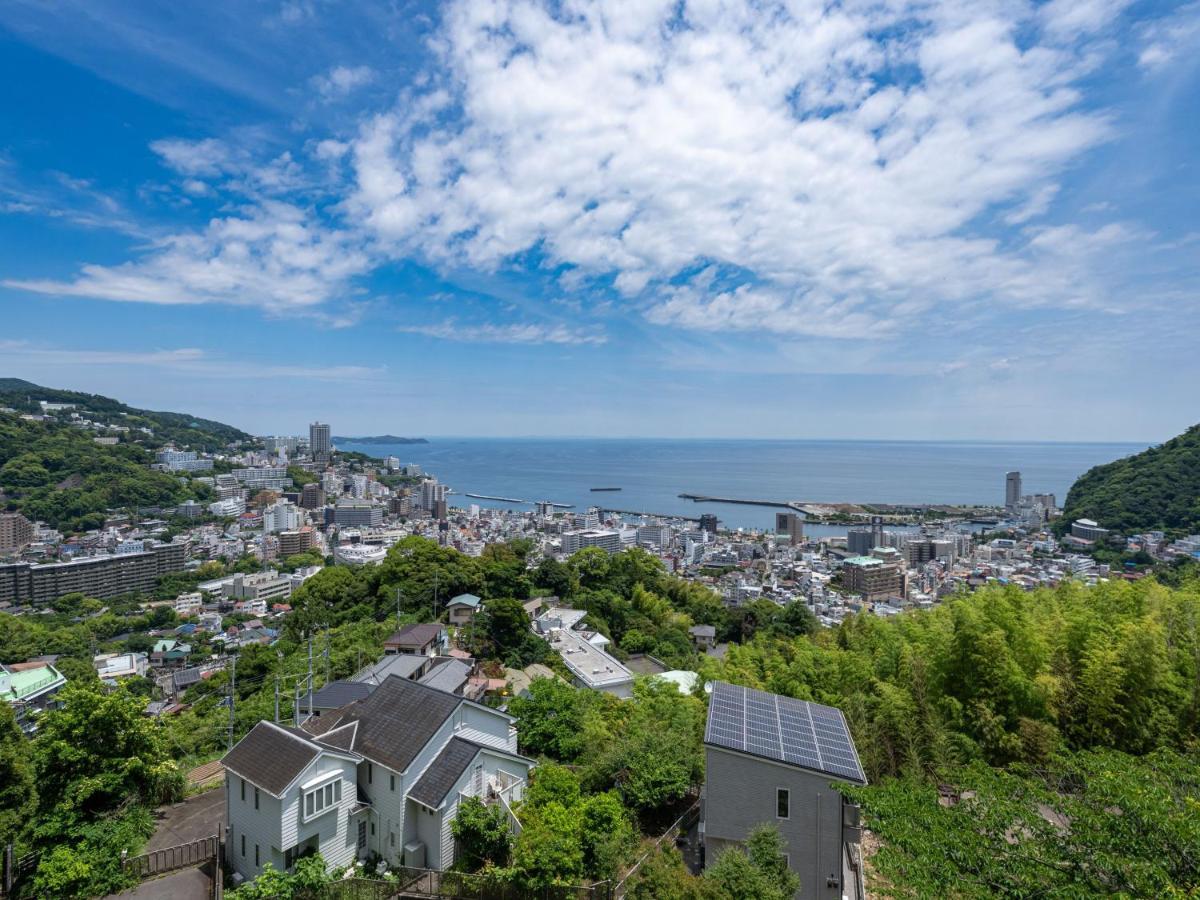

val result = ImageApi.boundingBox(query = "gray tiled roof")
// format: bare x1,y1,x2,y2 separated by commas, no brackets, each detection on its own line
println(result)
223,721,321,795
385,623,445,648
303,680,374,709
418,659,470,695
322,675,462,774
352,654,428,685
408,737,480,808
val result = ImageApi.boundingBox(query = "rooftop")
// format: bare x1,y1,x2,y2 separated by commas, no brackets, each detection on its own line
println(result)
705,681,866,785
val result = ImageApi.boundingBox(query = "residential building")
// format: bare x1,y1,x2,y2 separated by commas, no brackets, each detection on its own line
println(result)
0,542,187,605
300,482,326,510
175,592,204,616
333,500,383,527
225,572,294,605
533,607,634,698
94,652,149,681
842,556,902,602
689,624,717,651
775,512,804,546
156,449,214,472
384,624,448,656
1005,471,1022,510
0,661,67,734
445,594,481,626
222,675,534,881
702,682,866,899
279,528,316,557
234,467,291,491
309,422,332,463
560,529,622,555
263,501,301,534
0,512,35,553
1071,518,1111,542
699,514,719,535
210,498,247,517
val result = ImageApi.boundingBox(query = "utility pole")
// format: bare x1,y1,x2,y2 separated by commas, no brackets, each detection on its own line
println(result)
324,629,330,685
433,569,439,620
227,655,236,751
274,676,280,724
396,586,402,628
307,633,314,719
294,677,301,728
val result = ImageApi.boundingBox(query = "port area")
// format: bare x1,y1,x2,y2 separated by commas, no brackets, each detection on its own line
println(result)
678,494,1003,525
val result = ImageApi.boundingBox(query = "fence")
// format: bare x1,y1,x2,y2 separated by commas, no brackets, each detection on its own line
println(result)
324,871,612,900
1,845,38,900
122,834,220,880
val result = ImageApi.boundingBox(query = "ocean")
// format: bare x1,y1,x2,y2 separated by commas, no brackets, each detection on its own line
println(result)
337,438,1148,532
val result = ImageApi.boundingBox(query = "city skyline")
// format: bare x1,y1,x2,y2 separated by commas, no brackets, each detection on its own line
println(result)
1,1,1198,440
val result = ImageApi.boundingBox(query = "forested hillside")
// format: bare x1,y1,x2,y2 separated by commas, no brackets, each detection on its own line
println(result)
0,410,212,533
1058,423,1200,535
0,378,251,450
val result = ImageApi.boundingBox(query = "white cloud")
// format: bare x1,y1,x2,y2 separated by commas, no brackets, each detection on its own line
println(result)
397,320,606,345
344,0,1127,336
0,340,384,381
312,65,375,100
151,137,237,177
3,201,370,315
1137,3,1200,71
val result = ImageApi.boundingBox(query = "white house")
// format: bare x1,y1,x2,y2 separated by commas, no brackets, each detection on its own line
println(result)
223,675,533,883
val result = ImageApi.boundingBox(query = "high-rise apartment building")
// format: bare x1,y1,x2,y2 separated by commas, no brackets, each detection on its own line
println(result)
699,514,719,535
0,513,35,553
309,422,331,462
1005,471,1022,510
561,529,623,555
775,512,804,546
299,482,326,510
842,555,903,602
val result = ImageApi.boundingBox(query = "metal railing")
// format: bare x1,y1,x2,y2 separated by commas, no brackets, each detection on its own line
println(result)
122,834,219,880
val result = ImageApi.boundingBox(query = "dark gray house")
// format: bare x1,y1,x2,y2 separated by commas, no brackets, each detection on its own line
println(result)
701,682,866,899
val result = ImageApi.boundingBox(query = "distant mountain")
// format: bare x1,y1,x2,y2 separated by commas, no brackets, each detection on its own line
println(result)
0,378,253,450
333,435,429,445
1058,425,1199,536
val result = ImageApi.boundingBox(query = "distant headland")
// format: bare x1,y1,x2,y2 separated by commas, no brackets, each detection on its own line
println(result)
333,435,429,445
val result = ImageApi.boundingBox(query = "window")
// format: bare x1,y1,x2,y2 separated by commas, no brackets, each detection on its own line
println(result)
241,835,246,857
302,778,342,821
255,844,260,867
254,787,259,810
777,788,790,819
241,778,245,802
390,774,395,791
390,832,395,847
367,763,373,784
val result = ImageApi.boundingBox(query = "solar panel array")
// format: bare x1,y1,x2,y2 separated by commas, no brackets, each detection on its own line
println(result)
705,682,866,784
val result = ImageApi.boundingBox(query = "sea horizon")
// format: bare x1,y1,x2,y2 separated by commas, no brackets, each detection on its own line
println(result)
339,436,1148,530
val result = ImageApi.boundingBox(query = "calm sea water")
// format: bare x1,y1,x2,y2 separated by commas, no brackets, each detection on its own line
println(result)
338,438,1148,531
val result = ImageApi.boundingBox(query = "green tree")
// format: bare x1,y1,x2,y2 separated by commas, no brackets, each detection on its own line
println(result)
579,791,634,880
524,763,582,809
0,703,36,849
32,682,183,840
510,802,583,889
451,797,513,872
509,677,595,761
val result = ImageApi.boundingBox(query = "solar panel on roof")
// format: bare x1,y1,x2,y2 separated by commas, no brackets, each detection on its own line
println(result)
704,681,866,784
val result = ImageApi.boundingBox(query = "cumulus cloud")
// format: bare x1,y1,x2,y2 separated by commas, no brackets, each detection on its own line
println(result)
397,320,607,345
7,0,1162,337
344,0,1129,335
312,65,375,99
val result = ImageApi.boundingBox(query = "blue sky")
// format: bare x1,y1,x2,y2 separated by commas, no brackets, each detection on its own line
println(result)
1,0,1198,440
